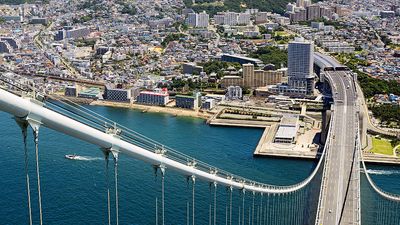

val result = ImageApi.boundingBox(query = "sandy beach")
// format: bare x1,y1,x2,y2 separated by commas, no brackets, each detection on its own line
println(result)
90,100,213,120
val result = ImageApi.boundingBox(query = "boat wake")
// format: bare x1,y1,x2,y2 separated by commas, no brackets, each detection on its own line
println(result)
366,169,400,175
66,155,103,161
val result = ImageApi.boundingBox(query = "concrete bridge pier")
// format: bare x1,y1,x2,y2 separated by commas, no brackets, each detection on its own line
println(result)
321,108,332,145
359,109,368,149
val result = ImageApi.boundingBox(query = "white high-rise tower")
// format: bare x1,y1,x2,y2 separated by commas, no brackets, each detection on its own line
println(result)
288,38,315,95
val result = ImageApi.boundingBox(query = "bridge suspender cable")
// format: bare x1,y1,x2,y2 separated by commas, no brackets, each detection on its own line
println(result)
33,125,44,225
103,151,111,225
251,192,255,225
191,175,196,225
186,198,189,225
112,152,119,225
213,182,217,225
18,120,33,225
208,184,212,225
241,190,245,225
228,187,233,225
225,189,228,225
238,202,240,225
259,194,263,225
160,165,165,225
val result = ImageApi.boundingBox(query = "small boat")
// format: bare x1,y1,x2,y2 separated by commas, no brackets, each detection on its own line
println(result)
65,154,78,160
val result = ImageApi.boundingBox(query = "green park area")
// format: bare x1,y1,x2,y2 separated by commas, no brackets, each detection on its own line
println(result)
274,31,290,37
371,137,395,156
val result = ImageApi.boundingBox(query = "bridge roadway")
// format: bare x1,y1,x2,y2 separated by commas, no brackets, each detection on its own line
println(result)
318,70,360,225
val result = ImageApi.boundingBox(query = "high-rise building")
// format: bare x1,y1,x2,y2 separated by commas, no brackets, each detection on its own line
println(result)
304,0,312,7
287,38,314,95
186,12,209,28
186,13,197,27
296,0,305,8
255,12,269,24
197,11,209,28
288,8,307,22
213,14,225,25
224,12,238,26
287,3,296,13
320,6,334,19
243,63,255,87
237,13,251,25
307,5,321,21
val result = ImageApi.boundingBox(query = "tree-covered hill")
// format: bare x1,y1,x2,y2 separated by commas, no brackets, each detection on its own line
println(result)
185,0,290,15
184,0,322,15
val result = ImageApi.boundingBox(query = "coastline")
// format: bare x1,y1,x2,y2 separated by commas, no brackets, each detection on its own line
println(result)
53,97,400,166
90,100,213,120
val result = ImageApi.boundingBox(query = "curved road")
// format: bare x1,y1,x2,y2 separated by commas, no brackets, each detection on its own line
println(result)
318,70,360,225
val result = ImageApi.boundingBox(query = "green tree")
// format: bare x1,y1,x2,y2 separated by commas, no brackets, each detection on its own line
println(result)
249,46,288,68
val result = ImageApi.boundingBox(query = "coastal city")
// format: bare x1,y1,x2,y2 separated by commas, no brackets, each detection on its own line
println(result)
1,0,399,161
0,0,400,224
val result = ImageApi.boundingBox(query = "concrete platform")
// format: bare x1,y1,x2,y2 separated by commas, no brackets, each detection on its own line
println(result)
253,124,320,159
363,153,400,165
209,118,273,128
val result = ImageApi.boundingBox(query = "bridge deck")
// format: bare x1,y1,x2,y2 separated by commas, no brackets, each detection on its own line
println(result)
318,70,360,225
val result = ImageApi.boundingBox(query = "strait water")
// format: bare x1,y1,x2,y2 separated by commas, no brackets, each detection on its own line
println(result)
0,106,399,224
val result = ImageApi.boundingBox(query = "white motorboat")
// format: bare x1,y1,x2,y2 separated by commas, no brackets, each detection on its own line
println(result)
65,154,78,160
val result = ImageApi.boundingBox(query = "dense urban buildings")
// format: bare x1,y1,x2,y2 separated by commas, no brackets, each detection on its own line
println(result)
0,0,399,133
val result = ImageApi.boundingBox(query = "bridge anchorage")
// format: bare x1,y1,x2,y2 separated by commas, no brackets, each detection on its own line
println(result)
0,66,399,225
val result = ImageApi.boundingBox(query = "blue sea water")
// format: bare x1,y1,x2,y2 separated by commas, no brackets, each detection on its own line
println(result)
0,106,398,224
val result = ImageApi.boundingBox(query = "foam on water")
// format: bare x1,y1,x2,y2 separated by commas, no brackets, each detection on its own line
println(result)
367,169,400,175
70,156,103,161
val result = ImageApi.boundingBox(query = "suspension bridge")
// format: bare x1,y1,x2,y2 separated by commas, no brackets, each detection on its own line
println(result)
0,53,399,225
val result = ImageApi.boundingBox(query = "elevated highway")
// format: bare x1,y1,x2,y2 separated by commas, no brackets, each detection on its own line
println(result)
314,53,360,225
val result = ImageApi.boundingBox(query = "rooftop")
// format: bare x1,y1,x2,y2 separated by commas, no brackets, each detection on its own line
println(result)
314,52,346,69
275,125,298,140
